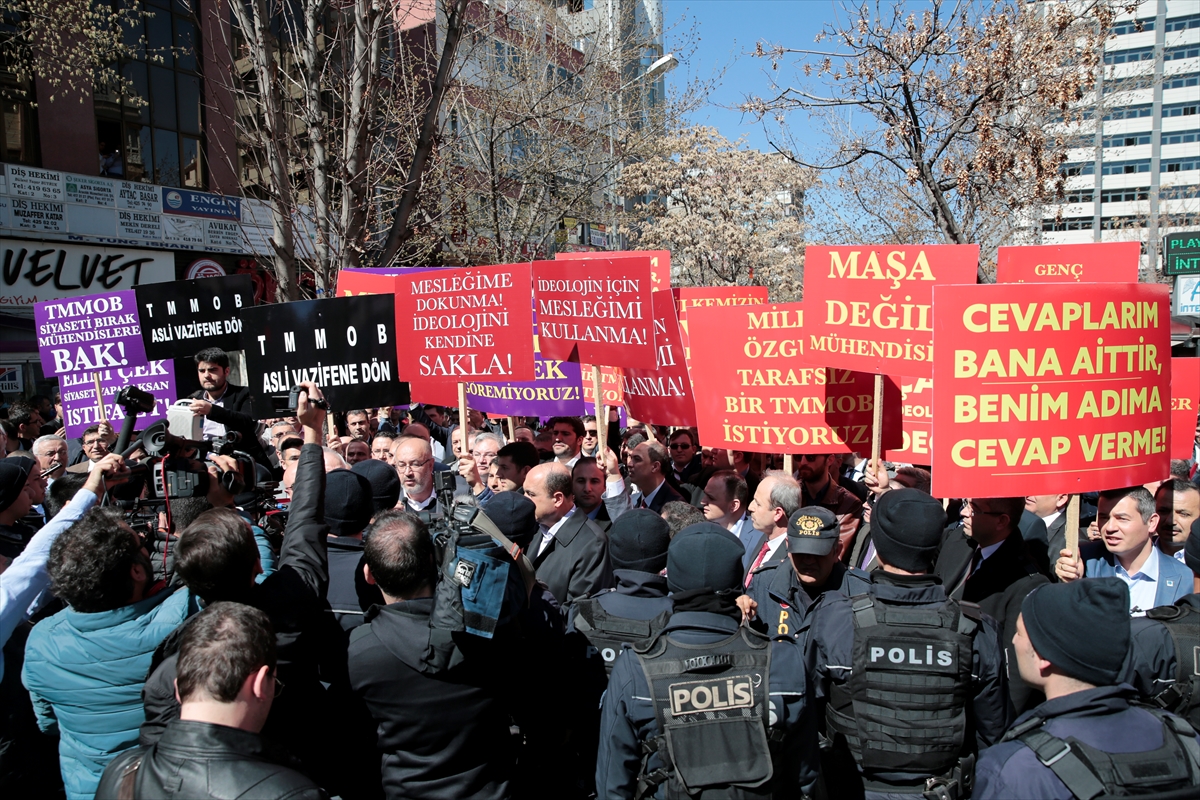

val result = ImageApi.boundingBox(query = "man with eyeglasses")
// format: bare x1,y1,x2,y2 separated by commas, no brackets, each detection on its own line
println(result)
666,430,702,486
545,416,585,467
580,415,601,458
392,437,440,517
371,433,396,464
936,497,1049,714
459,432,504,501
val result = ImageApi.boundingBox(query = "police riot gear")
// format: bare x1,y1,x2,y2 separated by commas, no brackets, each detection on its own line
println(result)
1003,705,1200,799
826,593,980,779
635,623,776,799
1144,602,1200,731
572,597,672,676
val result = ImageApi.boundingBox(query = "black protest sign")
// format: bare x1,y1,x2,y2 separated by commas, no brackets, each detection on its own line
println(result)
135,274,254,359
240,294,408,417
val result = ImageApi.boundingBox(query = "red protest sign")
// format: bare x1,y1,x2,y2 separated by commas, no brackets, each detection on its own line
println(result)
802,245,979,378
533,257,657,369
1171,358,1199,459
407,377,459,407
686,302,902,454
336,269,396,297
673,286,769,365
394,263,535,380
582,364,624,406
884,377,934,465
557,250,670,291
622,290,696,427
996,242,1140,284
931,283,1171,498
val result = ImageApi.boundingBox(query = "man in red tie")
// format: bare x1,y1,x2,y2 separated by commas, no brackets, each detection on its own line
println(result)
743,470,802,589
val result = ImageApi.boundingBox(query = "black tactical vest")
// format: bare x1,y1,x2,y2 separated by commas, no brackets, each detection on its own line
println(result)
826,593,979,776
635,625,775,799
1145,602,1200,732
572,597,672,676
1004,705,1200,799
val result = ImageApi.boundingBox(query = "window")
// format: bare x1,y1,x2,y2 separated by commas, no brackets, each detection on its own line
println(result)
1163,100,1199,117
1104,46,1154,64
1100,187,1149,203
1161,184,1200,200
1061,162,1095,176
94,0,204,187
1043,217,1095,232
1062,190,1094,203
1103,104,1152,120
1162,131,1200,146
1111,18,1155,36
1162,156,1200,172
1164,44,1200,61
1164,14,1200,33
1100,159,1151,175
1101,133,1151,148
1164,73,1200,90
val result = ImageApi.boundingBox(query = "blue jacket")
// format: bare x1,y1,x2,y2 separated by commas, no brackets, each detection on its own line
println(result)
975,685,1200,799
1080,542,1192,609
22,586,197,800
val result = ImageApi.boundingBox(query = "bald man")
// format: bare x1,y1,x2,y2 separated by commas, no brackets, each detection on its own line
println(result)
524,462,613,606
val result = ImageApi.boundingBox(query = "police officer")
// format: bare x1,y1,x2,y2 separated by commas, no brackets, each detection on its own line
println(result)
1123,520,1200,731
740,506,871,640
804,488,1010,799
596,522,807,799
975,578,1200,799
568,509,673,675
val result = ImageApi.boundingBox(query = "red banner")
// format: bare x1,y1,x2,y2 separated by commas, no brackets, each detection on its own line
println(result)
884,377,934,465
801,244,979,378
996,242,1140,285
931,283,1171,498
1171,357,1199,459
533,257,657,369
557,249,670,291
336,269,396,297
394,263,535,380
582,364,625,407
673,286,769,365
621,290,696,426
686,302,901,454
407,377,459,407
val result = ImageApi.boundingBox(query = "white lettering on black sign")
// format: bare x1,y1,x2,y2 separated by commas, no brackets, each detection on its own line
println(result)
135,274,253,359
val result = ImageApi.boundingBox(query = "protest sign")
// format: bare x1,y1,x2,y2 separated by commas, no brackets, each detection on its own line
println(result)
394,263,535,380
1171,357,1199,459
621,290,696,427
336,269,399,297
556,249,669,291
135,274,253,359
240,294,407,417
931,283,1171,498
34,290,148,376
996,242,1140,284
533,257,657,369
466,354,586,416
686,302,902,453
582,364,624,406
884,377,934,464
407,377,460,408
802,244,979,378
673,286,768,364
58,361,177,437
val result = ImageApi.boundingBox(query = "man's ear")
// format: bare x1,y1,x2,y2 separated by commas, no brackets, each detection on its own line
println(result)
363,563,377,586
173,678,181,704
248,664,272,701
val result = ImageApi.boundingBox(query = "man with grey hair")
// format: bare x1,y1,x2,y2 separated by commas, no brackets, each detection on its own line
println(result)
32,435,68,482
460,431,505,501
743,470,802,589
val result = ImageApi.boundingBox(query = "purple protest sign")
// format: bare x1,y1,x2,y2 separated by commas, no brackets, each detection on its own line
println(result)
337,266,446,277
58,361,177,437
35,290,148,376
465,353,585,416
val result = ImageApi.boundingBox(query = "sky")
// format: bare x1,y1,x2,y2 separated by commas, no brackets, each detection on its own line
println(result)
666,0,845,152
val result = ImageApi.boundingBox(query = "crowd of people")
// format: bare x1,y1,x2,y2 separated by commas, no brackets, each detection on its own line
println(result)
0,346,1198,799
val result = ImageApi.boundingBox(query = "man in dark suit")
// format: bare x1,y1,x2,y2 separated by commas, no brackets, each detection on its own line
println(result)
935,495,1049,714
666,430,703,486
742,471,802,590
1023,493,1071,578
625,441,684,513
524,461,613,607
572,456,613,531
187,347,268,468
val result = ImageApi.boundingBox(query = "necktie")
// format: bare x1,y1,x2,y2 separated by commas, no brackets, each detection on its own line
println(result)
636,495,647,509
745,540,771,588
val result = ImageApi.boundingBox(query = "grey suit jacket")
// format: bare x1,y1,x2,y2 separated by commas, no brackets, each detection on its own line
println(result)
530,510,614,607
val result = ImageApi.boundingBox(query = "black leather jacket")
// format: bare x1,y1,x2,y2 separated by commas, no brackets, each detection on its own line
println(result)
96,719,326,800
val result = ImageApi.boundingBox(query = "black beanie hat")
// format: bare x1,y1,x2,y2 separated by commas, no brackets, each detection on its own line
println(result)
667,522,745,594
352,459,401,512
609,510,671,573
484,492,539,551
0,458,33,514
871,488,946,571
1184,518,1200,576
1021,578,1130,686
325,469,373,537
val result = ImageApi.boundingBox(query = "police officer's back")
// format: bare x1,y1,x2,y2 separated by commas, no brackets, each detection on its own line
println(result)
1123,522,1200,732
804,489,1010,799
975,578,1200,799
596,522,807,799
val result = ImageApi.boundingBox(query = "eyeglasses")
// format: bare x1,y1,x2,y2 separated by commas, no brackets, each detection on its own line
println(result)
798,454,822,462
394,459,431,472
669,443,692,450
583,429,598,437
272,674,285,698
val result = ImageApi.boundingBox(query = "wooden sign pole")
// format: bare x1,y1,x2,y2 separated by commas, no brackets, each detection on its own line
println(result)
506,415,516,442
782,453,793,475
871,373,884,467
591,365,605,460
1065,494,1080,556
457,382,470,457
93,372,107,423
